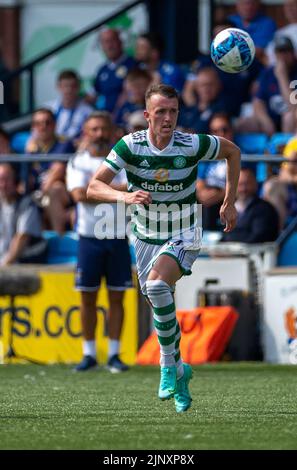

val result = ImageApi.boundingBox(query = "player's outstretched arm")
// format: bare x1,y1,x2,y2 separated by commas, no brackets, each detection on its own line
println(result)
87,165,152,205
216,137,241,233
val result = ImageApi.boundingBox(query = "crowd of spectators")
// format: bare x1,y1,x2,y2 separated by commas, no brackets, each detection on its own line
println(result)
2,0,297,265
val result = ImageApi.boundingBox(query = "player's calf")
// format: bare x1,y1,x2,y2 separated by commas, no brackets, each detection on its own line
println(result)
146,279,178,399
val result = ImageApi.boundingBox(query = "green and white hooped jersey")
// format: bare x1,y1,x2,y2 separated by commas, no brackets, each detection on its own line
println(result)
104,129,220,244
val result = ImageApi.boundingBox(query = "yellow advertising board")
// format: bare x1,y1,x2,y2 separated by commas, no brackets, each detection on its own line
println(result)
0,269,138,365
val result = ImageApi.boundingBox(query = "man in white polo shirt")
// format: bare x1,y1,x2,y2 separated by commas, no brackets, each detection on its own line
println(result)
67,111,132,372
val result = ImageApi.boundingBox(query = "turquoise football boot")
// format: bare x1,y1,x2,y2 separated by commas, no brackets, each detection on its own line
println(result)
174,363,193,412
158,365,177,400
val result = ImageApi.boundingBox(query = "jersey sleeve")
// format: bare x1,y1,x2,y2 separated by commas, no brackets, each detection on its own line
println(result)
113,169,127,185
104,136,131,174
195,134,220,161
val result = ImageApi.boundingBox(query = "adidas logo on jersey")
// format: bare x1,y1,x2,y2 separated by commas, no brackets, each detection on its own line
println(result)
141,181,184,192
139,160,150,167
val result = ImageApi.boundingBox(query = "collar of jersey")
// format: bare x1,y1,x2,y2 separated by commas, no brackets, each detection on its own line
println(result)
146,129,174,154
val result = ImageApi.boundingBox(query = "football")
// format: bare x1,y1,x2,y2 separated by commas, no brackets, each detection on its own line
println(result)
210,28,255,74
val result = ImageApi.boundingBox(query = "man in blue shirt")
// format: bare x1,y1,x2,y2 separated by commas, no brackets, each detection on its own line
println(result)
47,70,93,140
183,19,262,117
135,32,185,92
178,67,231,133
253,36,297,134
229,0,276,63
113,68,151,129
87,29,136,113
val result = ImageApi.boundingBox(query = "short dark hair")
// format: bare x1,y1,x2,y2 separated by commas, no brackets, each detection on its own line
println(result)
99,28,121,42
126,67,151,83
32,108,56,122
139,32,164,53
57,70,80,83
241,166,257,179
145,84,179,105
197,66,220,79
209,112,232,127
0,163,20,185
213,19,236,31
83,110,113,128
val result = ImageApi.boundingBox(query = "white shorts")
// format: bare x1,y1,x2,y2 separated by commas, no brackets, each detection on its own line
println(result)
134,231,201,296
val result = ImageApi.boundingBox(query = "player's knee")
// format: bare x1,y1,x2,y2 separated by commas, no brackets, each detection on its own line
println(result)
146,279,171,302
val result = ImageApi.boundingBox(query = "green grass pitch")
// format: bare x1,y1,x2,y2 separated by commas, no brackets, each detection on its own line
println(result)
0,363,297,450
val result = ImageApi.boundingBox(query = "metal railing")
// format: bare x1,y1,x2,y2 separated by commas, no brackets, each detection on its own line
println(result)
276,214,297,247
0,153,290,164
1,151,296,256
2,0,144,114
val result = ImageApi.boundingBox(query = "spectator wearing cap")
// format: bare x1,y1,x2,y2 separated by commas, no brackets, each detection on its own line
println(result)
252,36,297,135
26,108,75,234
266,0,297,66
86,29,136,113
228,0,276,64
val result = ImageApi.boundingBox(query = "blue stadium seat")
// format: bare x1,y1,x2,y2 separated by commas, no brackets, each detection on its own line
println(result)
43,231,78,264
11,131,30,153
267,133,294,155
278,232,297,266
129,243,136,266
235,133,268,154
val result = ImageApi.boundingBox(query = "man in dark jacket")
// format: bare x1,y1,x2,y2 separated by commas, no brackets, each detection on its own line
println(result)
222,167,279,243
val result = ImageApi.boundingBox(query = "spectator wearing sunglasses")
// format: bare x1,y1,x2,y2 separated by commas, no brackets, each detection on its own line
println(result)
25,108,75,234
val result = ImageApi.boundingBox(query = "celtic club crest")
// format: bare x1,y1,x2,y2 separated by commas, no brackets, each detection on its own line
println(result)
173,157,186,169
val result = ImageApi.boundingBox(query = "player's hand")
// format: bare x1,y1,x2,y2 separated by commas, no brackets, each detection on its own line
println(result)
122,190,152,205
220,202,237,233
